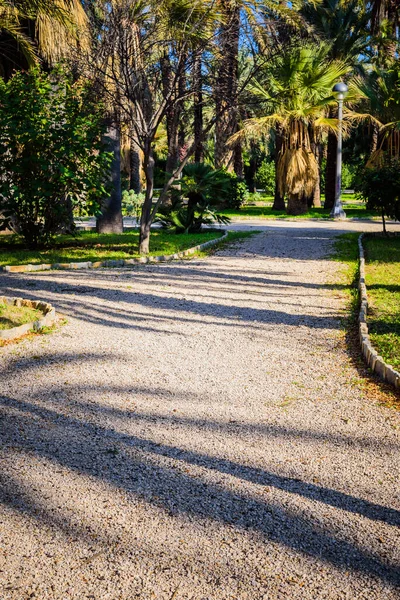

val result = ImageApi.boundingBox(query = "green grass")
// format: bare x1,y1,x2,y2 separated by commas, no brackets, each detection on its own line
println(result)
0,303,42,330
364,235,400,370
220,203,379,220
0,229,226,267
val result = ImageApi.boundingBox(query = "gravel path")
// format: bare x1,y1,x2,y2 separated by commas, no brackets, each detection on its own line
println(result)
0,222,399,600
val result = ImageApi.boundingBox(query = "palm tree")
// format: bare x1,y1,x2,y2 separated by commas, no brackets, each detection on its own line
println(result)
230,43,349,214
361,64,400,165
0,0,87,77
299,0,369,209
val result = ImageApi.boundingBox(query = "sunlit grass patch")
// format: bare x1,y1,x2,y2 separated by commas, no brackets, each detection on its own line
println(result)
0,230,226,267
0,302,42,330
364,235,400,371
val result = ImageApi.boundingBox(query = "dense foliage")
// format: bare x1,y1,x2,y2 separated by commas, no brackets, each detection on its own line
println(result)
157,163,231,233
255,161,275,194
0,68,110,247
357,162,400,232
0,0,399,249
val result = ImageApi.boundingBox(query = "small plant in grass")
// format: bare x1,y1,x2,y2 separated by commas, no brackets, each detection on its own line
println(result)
356,161,400,233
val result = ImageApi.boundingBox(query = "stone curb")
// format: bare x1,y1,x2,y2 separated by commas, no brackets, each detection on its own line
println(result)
0,296,56,341
0,231,228,274
357,233,400,389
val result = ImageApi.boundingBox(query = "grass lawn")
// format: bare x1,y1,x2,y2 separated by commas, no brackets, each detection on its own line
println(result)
331,233,399,405
221,194,379,220
0,229,226,267
0,302,42,330
220,204,379,220
364,235,400,371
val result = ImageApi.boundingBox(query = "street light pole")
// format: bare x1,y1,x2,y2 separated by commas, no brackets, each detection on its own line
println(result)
330,82,348,220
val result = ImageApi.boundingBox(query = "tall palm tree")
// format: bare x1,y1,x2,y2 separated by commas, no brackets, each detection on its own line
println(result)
230,43,349,214
299,0,369,209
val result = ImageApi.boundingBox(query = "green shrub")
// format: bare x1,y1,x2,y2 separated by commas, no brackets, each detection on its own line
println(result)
356,161,400,232
0,67,111,248
157,163,230,232
222,171,249,209
255,160,275,194
341,163,357,189
122,190,145,218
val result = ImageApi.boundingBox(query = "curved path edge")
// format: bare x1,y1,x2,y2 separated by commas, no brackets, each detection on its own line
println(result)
0,296,56,341
0,231,228,274
358,233,400,389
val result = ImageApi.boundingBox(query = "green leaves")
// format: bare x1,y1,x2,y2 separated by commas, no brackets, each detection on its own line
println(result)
0,67,111,248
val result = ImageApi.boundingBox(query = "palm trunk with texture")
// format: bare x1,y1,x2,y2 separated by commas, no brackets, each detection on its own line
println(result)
324,105,337,210
96,124,123,234
273,125,285,210
193,53,204,163
215,1,240,172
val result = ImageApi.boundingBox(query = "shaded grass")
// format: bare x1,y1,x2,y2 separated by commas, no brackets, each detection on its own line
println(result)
364,235,400,370
0,303,42,330
0,230,225,267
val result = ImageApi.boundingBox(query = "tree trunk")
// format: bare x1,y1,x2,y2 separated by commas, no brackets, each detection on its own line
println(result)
130,135,142,193
139,143,155,254
307,127,321,208
370,122,379,154
97,123,123,234
287,193,308,215
324,114,337,210
248,146,258,193
215,1,240,171
234,143,244,178
273,125,285,210
313,141,323,208
193,52,204,163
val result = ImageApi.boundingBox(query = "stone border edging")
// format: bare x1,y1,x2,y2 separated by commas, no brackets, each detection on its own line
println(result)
1,231,228,274
358,234,400,389
0,296,56,341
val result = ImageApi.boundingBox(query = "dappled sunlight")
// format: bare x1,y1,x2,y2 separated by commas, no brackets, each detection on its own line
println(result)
1,225,399,597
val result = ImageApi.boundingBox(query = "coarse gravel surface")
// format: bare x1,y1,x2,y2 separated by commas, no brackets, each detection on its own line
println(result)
0,221,399,600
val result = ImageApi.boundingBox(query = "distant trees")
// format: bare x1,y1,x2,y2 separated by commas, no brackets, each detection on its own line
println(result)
231,44,349,214
0,0,399,250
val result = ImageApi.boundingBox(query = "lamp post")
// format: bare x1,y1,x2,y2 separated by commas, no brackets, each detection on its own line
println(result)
330,82,348,220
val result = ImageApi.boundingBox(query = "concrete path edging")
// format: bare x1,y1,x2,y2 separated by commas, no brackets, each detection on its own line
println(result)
358,233,400,389
0,296,56,341
1,231,228,274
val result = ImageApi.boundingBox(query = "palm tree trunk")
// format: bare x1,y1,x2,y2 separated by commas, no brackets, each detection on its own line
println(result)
287,193,308,215
193,52,204,163
273,125,285,210
324,130,337,210
139,142,155,254
248,140,258,193
307,127,321,207
97,123,123,234
215,1,240,172
129,136,142,193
